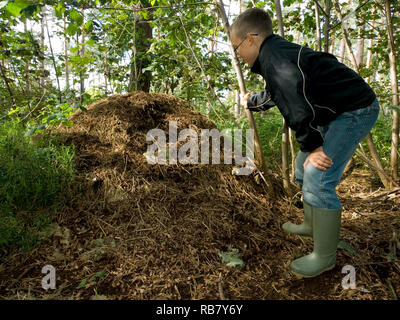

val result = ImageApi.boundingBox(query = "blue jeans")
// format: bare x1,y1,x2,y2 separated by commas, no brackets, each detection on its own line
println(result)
295,99,380,209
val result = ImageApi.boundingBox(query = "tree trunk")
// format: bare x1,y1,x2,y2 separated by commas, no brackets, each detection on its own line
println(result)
296,29,301,43
128,2,152,93
274,0,284,36
339,38,346,62
79,8,85,103
23,19,31,109
45,13,62,103
274,0,292,196
365,135,391,188
356,14,365,68
64,15,70,90
215,0,271,190
333,0,358,71
384,0,399,183
235,90,240,118
333,0,391,189
40,6,45,91
329,35,335,54
289,127,296,183
315,3,322,51
323,0,331,53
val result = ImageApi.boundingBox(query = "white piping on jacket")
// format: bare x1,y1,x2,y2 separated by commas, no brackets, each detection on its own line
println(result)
314,104,337,114
297,46,325,144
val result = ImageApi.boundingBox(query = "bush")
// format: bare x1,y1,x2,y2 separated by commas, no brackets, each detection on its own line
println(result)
0,121,75,256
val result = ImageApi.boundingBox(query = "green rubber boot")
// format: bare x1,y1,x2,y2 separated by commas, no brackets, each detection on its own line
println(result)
290,205,342,278
282,200,313,238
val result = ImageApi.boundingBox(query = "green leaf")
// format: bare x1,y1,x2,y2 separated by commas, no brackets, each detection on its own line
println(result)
338,241,358,256
20,3,42,18
77,278,87,289
218,248,244,268
69,9,81,22
55,2,65,19
89,271,105,282
79,106,88,112
66,23,79,36
226,258,244,268
84,20,93,31
8,108,19,116
5,2,23,16
70,46,80,54
4,0,31,16
140,10,149,20
85,39,96,47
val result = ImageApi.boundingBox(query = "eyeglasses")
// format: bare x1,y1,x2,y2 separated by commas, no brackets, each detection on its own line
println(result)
233,33,258,55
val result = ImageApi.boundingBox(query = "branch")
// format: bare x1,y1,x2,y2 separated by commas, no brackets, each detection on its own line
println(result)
313,0,328,18
84,2,215,13
356,148,398,187
328,0,372,32
21,92,46,122
176,14,239,126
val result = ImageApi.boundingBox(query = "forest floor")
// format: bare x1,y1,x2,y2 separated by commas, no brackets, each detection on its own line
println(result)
0,92,399,300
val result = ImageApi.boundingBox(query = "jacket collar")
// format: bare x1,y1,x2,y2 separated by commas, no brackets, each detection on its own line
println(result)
250,33,276,74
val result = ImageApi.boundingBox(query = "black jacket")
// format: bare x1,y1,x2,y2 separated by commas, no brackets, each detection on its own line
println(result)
247,34,376,152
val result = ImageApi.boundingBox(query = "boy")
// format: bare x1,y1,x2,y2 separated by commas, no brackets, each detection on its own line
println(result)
230,8,379,278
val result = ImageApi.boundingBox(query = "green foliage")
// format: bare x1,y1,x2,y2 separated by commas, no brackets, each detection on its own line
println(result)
0,0,398,198
338,240,358,256
213,106,286,169
0,121,75,255
254,109,288,168
218,248,244,268
77,271,106,289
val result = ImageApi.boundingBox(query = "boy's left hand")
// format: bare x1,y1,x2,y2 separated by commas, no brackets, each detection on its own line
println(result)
241,92,251,109
303,146,333,171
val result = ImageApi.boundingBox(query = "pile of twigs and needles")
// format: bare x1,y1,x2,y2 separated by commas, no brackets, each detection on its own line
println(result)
0,91,399,300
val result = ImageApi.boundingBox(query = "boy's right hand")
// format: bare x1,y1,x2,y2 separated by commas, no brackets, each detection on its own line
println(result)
241,92,251,110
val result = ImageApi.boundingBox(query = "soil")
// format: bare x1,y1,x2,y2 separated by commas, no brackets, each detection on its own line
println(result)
0,91,399,300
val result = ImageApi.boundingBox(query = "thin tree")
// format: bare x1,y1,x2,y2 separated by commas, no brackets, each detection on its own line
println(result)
128,2,152,93
315,2,322,51
45,13,62,103
215,0,272,191
383,0,399,184
63,12,70,90
274,0,292,196
333,0,392,188
23,18,31,110
356,8,365,68
39,6,45,91
79,6,85,103
323,0,331,53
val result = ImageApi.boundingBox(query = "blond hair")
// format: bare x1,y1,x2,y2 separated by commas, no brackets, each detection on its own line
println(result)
230,8,273,39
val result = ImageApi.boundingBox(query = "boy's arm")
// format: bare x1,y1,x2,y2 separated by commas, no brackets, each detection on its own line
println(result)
246,90,276,112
